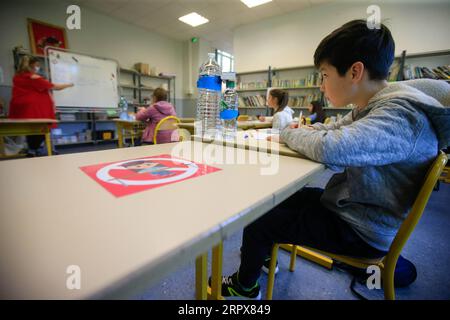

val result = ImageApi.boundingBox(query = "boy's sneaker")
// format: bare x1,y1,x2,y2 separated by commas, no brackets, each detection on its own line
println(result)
208,272,261,300
261,257,279,275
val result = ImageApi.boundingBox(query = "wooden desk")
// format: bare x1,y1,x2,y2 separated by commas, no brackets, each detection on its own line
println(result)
177,120,272,135
0,119,57,157
0,141,324,299
113,119,146,148
192,130,302,159
238,120,272,130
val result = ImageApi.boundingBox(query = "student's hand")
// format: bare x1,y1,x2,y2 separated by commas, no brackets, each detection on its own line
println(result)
259,116,265,122
267,134,281,143
289,123,314,130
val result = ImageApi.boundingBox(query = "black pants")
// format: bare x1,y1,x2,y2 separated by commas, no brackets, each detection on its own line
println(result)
26,135,45,150
238,188,386,287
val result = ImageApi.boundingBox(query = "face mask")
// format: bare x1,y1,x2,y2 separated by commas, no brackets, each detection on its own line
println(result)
34,66,40,73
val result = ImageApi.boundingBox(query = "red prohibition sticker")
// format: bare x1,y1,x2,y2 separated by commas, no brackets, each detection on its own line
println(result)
80,154,221,197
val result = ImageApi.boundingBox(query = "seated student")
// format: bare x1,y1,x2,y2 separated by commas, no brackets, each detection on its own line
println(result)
258,89,294,132
135,87,178,144
307,100,326,124
212,20,450,299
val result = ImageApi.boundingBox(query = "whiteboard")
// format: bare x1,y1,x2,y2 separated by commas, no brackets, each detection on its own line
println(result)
47,48,119,109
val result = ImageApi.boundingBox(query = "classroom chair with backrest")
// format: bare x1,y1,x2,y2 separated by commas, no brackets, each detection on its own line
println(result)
153,115,180,144
266,151,448,300
178,128,191,142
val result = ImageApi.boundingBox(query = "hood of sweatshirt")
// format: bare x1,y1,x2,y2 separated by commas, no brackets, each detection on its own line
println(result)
153,101,175,115
367,79,450,149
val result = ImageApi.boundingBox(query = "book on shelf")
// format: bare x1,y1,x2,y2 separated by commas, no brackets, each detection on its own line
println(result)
239,95,266,108
389,63,450,81
271,71,322,88
237,80,268,90
287,93,322,108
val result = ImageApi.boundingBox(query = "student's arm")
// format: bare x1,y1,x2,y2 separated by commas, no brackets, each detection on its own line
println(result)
311,110,353,130
136,105,159,121
280,104,420,167
259,116,273,122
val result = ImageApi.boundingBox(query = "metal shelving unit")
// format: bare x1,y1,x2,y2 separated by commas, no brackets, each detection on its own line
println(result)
119,68,175,111
236,64,325,117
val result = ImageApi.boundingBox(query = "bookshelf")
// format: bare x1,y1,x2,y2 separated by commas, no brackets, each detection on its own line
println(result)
236,69,269,117
236,50,449,121
389,50,450,82
236,65,326,118
119,68,175,112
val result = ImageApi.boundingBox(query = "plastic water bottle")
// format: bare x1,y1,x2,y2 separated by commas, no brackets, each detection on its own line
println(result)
119,96,129,120
195,53,222,139
221,82,238,140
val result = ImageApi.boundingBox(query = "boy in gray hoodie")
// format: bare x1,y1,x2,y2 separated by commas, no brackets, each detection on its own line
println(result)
213,20,450,300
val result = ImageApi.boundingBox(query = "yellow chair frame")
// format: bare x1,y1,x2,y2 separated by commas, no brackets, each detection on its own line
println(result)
153,115,180,144
267,151,448,300
129,122,147,147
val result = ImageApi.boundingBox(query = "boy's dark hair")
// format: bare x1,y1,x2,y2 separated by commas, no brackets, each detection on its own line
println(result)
153,87,168,102
269,89,289,113
314,19,395,80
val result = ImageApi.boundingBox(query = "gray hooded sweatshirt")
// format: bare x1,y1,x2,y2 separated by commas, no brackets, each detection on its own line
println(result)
280,79,450,251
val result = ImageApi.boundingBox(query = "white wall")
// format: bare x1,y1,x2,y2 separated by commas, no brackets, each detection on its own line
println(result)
234,1,450,72
0,0,184,110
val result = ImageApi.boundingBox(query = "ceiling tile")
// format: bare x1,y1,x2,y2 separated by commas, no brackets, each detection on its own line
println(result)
109,3,159,21
274,0,311,13
82,0,129,14
79,0,333,52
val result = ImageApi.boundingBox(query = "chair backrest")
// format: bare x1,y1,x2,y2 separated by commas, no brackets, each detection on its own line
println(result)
177,128,192,142
153,116,180,144
384,151,448,271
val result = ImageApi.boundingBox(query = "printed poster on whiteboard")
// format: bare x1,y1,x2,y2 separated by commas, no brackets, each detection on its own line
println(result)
80,154,221,198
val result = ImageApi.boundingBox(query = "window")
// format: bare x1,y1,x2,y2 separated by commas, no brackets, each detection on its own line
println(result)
216,49,234,73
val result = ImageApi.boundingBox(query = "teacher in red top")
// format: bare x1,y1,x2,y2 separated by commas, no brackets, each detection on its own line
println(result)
9,55,73,155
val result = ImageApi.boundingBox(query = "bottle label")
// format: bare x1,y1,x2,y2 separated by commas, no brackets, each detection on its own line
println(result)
220,109,238,120
197,76,221,91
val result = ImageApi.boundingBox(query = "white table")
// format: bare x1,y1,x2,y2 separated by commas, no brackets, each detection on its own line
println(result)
0,141,324,299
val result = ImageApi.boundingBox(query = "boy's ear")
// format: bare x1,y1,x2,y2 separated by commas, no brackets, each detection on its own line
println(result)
350,61,365,82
